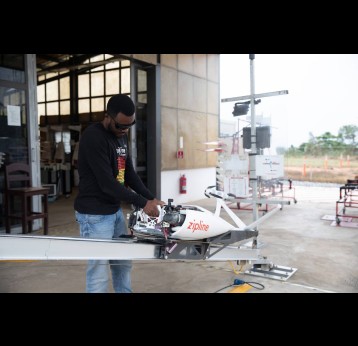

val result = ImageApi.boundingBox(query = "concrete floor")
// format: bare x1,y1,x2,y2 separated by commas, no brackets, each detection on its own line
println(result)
1,184,357,293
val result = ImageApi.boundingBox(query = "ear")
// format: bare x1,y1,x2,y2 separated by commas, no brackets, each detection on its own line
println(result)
102,114,111,128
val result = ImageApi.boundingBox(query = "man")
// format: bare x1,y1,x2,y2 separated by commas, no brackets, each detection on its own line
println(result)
74,94,164,293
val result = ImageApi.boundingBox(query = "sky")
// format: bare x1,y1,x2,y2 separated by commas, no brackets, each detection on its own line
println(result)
219,54,358,153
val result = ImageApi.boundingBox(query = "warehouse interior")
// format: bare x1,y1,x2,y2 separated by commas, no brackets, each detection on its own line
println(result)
0,53,165,232
36,54,157,197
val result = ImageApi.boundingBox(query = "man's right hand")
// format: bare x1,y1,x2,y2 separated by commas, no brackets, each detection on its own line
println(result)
143,199,164,217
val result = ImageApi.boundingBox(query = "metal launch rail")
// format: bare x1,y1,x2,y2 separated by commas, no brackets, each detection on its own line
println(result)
0,234,266,262
0,199,297,281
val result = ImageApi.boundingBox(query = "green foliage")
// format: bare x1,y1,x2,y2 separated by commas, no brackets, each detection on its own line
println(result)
277,124,358,157
338,125,358,144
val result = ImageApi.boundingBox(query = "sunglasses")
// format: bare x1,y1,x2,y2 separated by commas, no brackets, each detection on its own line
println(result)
111,117,136,130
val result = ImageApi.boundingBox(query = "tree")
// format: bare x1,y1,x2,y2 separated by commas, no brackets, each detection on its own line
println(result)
338,125,358,145
283,124,358,156
308,132,316,144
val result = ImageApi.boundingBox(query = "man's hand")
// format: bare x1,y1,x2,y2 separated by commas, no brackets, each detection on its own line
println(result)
153,198,165,206
143,198,165,217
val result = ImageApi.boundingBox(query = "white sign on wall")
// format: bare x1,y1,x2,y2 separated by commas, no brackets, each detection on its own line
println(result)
225,176,249,197
7,105,21,126
255,155,284,179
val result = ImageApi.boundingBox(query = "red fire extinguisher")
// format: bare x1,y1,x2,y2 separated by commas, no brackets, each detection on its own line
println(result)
180,174,187,194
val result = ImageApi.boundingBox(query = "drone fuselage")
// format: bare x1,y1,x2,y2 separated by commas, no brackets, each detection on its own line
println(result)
130,204,239,241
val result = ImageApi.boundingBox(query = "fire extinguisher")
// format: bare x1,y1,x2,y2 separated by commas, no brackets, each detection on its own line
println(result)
180,174,187,194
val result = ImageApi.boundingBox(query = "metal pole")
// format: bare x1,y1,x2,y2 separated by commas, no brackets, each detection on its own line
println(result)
249,54,259,230
26,54,42,230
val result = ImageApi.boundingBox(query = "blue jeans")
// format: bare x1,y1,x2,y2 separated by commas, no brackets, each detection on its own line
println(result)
75,209,132,293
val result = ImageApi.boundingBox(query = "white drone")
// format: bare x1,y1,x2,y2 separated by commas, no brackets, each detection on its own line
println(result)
129,186,281,245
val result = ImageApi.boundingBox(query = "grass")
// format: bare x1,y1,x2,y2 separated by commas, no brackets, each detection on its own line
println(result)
284,155,358,184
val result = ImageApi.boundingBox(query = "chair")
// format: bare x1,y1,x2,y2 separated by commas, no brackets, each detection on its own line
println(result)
4,163,49,235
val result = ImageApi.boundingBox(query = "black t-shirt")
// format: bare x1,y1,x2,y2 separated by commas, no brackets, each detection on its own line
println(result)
74,122,154,215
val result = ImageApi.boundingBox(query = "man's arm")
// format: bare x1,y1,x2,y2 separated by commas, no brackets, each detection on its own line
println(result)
124,152,155,200
124,152,165,215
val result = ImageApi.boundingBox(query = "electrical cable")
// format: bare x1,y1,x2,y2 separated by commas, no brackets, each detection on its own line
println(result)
241,281,265,290
214,285,234,293
214,279,265,293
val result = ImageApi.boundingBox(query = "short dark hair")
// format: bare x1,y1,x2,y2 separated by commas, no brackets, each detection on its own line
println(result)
107,94,135,117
